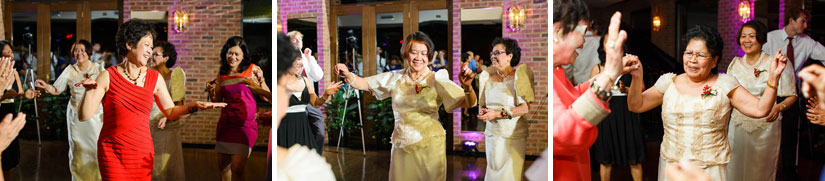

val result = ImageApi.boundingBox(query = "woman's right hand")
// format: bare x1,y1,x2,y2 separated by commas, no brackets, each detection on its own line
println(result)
75,79,98,90
625,54,643,77
798,64,825,107
334,63,350,78
601,12,629,80
35,79,49,89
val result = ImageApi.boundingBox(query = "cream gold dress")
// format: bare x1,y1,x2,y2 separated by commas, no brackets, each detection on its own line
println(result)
654,73,740,181
478,65,534,181
149,67,186,180
725,52,795,181
55,63,106,181
366,69,466,180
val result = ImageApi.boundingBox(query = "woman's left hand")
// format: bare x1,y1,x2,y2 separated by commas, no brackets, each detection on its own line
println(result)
477,108,499,122
769,50,788,80
458,66,474,87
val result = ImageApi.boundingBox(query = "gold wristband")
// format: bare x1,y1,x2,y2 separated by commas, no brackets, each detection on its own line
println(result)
766,81,778,89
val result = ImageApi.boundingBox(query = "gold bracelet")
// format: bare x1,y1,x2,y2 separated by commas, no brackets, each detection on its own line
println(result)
766,81,778,89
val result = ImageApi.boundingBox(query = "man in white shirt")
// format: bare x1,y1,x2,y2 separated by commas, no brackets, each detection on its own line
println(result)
287,31,324,82
761,8,824,180
90,43,103,63
376,46,387,74
562,24,601,85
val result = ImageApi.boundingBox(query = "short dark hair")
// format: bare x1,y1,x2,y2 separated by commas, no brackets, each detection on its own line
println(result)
683,25,723,73
785,7,810,26
153,41,178,68
277,33,297,79
491,37,522,67
400,32,435,60
737,20,768,46
115,19,157,59
553,0,590,35
461,51,471,63
219,36,252,75
72,39,93,59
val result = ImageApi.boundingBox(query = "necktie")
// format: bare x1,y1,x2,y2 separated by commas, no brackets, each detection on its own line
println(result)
787,37,796,71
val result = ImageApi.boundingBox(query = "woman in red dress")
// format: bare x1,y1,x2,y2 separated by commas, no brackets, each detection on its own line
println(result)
77,19,225,180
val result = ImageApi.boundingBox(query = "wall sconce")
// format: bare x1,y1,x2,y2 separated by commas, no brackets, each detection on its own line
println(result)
652,16,661,32
739,0,752,22
173,9,189,33
507,5,525,31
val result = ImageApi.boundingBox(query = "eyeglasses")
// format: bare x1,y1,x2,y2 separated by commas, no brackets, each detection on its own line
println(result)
153,53,165,57
490,50,506,57
683,51,710,60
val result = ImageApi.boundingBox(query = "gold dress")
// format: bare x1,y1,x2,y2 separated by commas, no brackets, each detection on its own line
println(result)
366,69,466,180
478,65,534,181
654,73,740,181
149,67,186,180
725,52,796,181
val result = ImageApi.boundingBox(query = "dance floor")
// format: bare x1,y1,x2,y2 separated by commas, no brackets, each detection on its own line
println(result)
11,139,269,181
323,145,536,181
590,141,825,181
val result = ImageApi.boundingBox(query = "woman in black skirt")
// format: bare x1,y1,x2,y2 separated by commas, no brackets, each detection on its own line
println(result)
278,51,343,155
588,34,646,181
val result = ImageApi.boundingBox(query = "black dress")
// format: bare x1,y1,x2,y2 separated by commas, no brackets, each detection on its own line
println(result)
277,81,321,155
589,75,646,166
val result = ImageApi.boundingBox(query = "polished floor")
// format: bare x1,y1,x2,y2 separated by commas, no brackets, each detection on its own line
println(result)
10,139,269,181
323,146,536,181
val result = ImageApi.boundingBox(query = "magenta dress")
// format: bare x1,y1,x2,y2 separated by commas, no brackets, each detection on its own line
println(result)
215,64,259,156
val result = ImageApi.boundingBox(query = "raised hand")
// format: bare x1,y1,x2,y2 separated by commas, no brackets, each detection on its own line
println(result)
798,64,825,107
458,67,475,87
324,81,344,96
35,79,49,89
0,58,15,91
770,49,788,80
624,54,643,77
601,12,629,81
334,63,350,78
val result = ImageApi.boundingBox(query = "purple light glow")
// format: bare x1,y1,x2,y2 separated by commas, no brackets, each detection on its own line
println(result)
460,132,484,141
463,170,481,180
463,140,477,147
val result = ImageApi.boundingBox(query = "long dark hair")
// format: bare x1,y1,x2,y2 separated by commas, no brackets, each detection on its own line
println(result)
219,36,252,75
278,33,298,79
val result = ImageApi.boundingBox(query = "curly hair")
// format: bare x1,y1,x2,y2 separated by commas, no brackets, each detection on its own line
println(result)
219,36,252,75
115,19,157,59
737,20,768,46
400,32,435,61
683,25,724,73
491,37,522,67
72,39,93,59
277,33,298,79
553,0,590,35
153,41,178,68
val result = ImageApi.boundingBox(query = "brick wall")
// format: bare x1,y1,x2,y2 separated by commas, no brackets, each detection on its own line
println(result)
718,0,747,71
124,0,270,146
452,0,548,156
